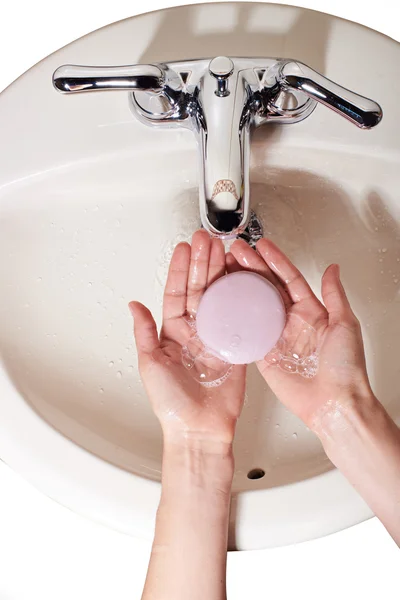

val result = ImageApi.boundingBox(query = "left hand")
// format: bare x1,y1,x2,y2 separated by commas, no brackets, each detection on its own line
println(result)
226,238,373,430
129,230,246,449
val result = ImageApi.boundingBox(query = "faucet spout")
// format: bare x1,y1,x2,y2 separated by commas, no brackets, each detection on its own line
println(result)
197,59,251,238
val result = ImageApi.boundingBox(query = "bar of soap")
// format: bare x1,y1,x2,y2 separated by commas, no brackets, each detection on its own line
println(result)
196,271,286,365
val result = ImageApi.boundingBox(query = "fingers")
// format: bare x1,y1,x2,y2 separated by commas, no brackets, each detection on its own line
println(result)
207,238,225,286
163,242,191,321
230,239,275,280
230,239,291,308
187,229,212,315
321,264,359,328
256,239,322,309
129,301,159,356
226,252,242,273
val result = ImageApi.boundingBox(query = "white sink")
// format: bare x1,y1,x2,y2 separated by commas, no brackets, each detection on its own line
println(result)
1,2,399,550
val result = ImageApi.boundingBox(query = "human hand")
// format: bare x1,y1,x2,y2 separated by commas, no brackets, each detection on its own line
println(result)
129,230,246,451
227,238,374,431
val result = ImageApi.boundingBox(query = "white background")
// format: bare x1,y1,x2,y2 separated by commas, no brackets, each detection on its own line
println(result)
0,0,399,598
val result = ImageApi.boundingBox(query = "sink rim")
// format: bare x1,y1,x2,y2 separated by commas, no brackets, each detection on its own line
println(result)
1,1,399,550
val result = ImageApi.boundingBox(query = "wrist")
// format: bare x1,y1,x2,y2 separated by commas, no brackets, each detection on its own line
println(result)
163,429,234,456
162,435,235,491
311,388,384,456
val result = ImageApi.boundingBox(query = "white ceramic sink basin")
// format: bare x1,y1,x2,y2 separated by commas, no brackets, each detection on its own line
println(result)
1,3,399,550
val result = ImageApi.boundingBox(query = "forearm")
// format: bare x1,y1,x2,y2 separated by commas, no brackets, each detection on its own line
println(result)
141,436,234,600
313,392,400,545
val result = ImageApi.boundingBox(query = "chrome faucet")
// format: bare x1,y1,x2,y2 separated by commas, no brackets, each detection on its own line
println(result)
53,57,382,239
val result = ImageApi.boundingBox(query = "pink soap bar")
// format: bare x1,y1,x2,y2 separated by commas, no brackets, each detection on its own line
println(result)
196,271,286,365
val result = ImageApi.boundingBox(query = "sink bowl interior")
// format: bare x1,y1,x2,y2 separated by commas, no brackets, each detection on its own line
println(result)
1,139,400,493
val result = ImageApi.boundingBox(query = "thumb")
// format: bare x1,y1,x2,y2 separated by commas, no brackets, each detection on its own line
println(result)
128,301,159,356
321,264,358,327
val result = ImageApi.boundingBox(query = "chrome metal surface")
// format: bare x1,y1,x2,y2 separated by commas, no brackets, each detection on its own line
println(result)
276,61,382,129
53,58,382,237
238,210,264,247
53,64,166,93
209,56,235,97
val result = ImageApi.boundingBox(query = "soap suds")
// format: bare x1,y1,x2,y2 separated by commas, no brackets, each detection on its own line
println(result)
181,313,319,385
264,314,319,378
181,321,233,387
181,313,319,384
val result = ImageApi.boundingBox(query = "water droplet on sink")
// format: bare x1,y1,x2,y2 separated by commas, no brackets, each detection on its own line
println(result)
36,277,42,282
275,423,280,429
292,432,298,439
116,371,122,379
99,387,104,394
382,248,387,253
108,361,114,368
128,365,134,372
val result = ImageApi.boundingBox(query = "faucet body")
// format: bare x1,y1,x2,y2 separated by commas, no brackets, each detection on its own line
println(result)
53,57,382,238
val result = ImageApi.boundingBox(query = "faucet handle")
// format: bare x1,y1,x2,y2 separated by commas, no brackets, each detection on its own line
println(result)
53,64,166,93
273,61,382,129
209,56,234,97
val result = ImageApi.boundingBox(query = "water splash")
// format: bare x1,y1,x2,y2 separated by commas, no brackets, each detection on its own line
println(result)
155,193,201,304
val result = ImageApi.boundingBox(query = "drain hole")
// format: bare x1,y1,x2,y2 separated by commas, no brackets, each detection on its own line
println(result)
247,468,265,480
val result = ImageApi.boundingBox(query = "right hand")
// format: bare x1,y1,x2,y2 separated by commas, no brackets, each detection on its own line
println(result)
227,238,375,431
129,230,246,451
